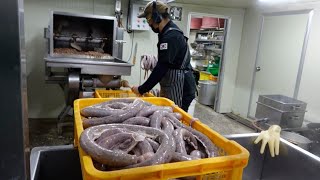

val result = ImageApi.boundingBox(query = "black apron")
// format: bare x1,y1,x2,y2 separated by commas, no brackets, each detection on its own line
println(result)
159,28,195,107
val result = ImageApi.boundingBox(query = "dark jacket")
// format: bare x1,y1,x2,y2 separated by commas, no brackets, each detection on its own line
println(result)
138,21,193,94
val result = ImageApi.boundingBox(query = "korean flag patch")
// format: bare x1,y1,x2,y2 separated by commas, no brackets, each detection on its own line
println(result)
160,43,168,50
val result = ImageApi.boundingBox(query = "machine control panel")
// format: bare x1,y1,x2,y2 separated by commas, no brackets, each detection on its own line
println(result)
130,3,150,31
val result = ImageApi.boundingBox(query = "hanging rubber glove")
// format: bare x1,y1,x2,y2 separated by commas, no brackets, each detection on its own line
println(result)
254,125,281,157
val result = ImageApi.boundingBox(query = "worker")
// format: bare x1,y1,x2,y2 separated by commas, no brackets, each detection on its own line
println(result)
131,1,196,112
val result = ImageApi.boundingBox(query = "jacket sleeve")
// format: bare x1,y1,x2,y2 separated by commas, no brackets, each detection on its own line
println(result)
138,63,169,94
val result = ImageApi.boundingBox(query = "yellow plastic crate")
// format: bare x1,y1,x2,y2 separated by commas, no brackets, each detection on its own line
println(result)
199,71,214,81
95,89,154,98
74,98,249,180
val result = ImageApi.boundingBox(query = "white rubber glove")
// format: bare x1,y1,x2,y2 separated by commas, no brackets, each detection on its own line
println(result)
254,125,281,157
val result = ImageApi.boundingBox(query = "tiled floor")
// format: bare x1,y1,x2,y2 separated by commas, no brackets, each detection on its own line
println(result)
29,118,73,148
188,100,254,135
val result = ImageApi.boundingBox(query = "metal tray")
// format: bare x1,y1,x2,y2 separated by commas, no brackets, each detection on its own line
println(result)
256,102,305,128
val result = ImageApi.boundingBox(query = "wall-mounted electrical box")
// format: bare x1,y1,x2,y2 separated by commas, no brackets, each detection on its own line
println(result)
129,3,150,31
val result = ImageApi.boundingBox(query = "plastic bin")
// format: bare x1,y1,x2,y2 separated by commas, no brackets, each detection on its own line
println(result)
207,67,219,76
74,97,249,180
191,17,202,29
201,17,219,29
218,19,225,29
95,89,154,98
199,71,214,81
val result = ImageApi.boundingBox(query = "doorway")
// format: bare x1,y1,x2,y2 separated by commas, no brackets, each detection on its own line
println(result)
247,10,313,118
187,12,229,112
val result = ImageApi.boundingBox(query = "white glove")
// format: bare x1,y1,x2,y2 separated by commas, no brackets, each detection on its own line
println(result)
254,125,281,157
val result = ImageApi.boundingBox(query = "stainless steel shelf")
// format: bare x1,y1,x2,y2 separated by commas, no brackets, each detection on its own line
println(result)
191,28,224,32
195,30,224,33
205,48,222,52
195,39,223,42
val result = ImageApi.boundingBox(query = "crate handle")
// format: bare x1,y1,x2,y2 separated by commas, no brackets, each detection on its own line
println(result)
190,118,200,127
292,105,301,111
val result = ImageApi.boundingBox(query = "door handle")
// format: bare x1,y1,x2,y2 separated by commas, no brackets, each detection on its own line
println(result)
256,66,261,72
290,116,300,120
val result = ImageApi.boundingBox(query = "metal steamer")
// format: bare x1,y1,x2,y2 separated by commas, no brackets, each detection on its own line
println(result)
44,11,131,134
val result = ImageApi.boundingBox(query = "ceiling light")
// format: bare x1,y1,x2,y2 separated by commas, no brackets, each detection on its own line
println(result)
258,0,297,3
141,0,175,3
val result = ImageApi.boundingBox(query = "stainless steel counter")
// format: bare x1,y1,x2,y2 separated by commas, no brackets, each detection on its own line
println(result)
226,133,320,180
45,56,133,76
30,133,320,180
30,145,82,180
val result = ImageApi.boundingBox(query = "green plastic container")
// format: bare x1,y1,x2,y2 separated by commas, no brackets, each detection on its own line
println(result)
207,67,219,76
214,56,221,64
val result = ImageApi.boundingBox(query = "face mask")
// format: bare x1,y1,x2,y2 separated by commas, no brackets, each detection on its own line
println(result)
149,24,160,33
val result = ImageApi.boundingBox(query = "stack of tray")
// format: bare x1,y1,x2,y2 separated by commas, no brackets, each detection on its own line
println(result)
255,95,307,128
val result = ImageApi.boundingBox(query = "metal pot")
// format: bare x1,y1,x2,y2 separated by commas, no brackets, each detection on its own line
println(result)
198,80,217,106
281,131,312,150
